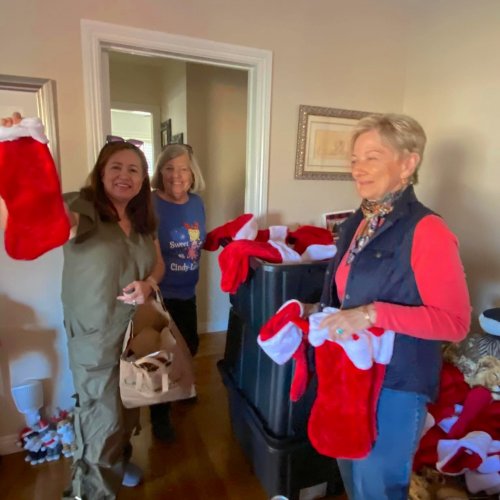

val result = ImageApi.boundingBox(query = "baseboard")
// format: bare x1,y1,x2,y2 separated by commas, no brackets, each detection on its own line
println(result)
0,433,22,456
199,321,227,334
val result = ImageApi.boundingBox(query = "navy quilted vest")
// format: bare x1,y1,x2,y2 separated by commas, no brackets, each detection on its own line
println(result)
320,186,441,400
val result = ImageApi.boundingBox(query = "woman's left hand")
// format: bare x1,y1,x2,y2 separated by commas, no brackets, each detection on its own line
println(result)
117,280,154,306
319,305,375,341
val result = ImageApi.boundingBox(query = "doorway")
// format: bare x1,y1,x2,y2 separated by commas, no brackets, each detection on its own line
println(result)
82,20,272,332
108,52,248,332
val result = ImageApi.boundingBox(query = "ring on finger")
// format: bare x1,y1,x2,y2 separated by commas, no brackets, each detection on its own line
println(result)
336,327,344,335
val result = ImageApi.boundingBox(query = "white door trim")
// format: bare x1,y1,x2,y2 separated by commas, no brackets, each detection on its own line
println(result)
81,19,272,217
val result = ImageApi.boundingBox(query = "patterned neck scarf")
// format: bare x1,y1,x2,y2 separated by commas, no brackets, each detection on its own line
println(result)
346,187,407,265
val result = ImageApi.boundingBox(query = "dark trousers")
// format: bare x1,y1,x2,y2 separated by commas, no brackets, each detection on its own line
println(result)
150,296,198,425
165,296,199,357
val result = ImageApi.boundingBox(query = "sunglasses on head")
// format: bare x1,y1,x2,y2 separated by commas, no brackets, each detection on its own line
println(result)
106,135,144,149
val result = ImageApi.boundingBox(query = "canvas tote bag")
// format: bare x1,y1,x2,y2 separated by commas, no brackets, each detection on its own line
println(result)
120,290,196,408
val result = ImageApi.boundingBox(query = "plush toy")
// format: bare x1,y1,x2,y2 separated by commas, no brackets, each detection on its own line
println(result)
16,427,34,460
0,114,70,260
469,356,500,400
444,307,500,383
408,473,432,500
22,428,46,465
57,415,76,458
41,426,61,462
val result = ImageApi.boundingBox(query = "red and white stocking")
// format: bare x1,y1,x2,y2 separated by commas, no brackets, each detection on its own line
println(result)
203,213,258,251
0,118,70,259
218,240,301,293
258,300,311,401
307,308,395,459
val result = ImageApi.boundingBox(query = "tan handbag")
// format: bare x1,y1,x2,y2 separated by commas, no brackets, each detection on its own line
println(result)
119,291,196,408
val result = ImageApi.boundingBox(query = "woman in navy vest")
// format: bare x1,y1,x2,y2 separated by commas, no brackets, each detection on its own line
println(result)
317,114,470,499
148,143,206,441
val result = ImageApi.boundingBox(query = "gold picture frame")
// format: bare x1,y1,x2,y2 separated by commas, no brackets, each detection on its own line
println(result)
294,104,373,180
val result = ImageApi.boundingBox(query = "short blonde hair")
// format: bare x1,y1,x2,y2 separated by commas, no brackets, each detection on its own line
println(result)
351,113,427,184
151,144,206,193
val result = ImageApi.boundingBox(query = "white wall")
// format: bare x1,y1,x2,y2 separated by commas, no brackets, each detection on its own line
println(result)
109,56,163,106
403,0,500,326
186,63,248,333
160,60,188,140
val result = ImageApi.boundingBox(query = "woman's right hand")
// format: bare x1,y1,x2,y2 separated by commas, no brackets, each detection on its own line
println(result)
319,304,376,340
0,113,22,229
1,112,22,127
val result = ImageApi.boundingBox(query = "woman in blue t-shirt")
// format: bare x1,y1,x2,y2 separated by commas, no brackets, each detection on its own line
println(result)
149,143,206,440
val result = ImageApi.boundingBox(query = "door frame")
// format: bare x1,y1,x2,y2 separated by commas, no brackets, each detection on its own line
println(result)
81,19,272,217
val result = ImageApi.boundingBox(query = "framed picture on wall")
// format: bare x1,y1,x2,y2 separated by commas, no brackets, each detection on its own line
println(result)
171,132,184,145
160,118,172,148
295,105,375,180
323,209,356,242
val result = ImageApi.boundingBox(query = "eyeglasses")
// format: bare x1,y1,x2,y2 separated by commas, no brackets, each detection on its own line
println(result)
106,135,144,149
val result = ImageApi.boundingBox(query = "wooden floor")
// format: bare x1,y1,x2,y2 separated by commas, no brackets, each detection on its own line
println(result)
0,333,346,500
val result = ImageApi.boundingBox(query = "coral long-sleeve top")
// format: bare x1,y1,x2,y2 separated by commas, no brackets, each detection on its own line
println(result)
335,214,471,341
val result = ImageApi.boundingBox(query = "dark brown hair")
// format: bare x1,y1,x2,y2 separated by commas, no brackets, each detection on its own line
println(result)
80,141,156,234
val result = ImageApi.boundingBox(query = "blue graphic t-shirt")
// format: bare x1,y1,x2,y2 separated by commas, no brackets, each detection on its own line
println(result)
153,192,206,300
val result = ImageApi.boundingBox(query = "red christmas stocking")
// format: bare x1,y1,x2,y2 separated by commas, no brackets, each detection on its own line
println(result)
437,431,492,475
0,119,70,259
307,310,394,459
218,240,301,293
203,213,258,251
257,300,311,401
287,225,334,253
308,342,387,459
447,386,492,438
258,300,304,364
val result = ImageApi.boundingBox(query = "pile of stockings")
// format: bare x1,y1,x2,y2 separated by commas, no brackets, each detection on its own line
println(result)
257,299,395,460
0,116,69,259
414,362,500,496
203,214,336,293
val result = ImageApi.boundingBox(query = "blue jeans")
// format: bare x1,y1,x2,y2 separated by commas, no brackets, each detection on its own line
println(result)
337,388,428,500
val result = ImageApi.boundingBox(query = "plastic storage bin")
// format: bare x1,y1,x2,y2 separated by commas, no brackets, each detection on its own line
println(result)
219,361,342,500
222,257,328,439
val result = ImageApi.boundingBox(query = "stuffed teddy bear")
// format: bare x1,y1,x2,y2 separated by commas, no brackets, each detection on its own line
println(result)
56,416,76,458
444,307,500,383
22,428,46,465
41,427,62,462
408,473,432,500
468,355,500,400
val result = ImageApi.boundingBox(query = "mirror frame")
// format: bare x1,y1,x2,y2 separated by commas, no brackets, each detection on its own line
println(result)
0,74,60,171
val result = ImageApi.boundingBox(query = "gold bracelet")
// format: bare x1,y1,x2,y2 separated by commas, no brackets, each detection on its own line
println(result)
362,306,373,326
